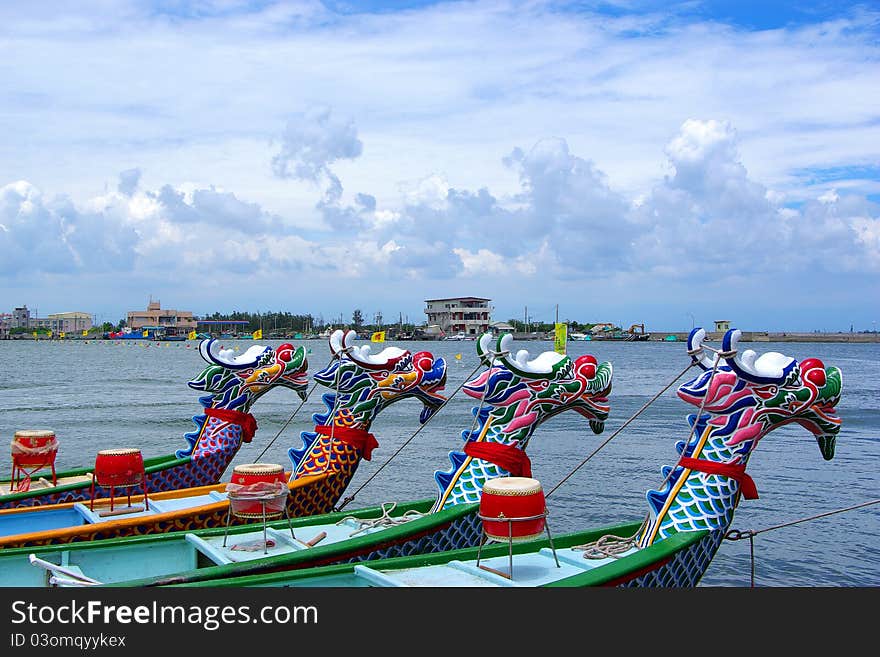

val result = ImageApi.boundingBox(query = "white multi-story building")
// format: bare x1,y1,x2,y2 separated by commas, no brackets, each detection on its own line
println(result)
424,297,492,337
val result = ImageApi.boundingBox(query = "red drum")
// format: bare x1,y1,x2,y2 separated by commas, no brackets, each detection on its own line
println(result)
228,463,287,518
479,476,547,543
12,430,58,468
94,448,145,488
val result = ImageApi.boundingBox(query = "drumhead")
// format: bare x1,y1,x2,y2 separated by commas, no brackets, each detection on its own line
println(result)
14,430,55,439
233,463,284,475
482,476,542,496
97,448,141,456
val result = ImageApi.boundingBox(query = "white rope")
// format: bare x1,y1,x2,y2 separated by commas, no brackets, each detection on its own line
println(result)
336,502,425,537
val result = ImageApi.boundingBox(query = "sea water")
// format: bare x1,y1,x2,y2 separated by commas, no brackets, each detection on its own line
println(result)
0,337,877,587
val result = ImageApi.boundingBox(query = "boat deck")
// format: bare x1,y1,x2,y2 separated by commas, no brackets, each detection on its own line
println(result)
1,474,94,496
187,515,420,565
352,546,639,587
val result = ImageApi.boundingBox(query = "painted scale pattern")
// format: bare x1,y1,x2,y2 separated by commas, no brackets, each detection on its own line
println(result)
432,341,612,512
630,328,842,583
286,339,447,515
341,510,485,564
1,339,310,510
622,531,726,587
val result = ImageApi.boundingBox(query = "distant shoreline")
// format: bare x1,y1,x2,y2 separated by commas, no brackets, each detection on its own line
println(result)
648,331,880,343
3,331,879,344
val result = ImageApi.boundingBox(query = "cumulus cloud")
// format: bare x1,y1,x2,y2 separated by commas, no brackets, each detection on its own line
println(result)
1,116,877,330
271,105,363,183
0,180,139,275
117,168,141,197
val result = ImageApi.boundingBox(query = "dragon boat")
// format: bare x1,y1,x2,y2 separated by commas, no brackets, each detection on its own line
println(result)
0,331,447,550
1,338,310,510
3,333,614,586
154,328,843,588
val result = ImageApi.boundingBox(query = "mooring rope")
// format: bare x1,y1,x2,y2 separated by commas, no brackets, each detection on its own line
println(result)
334,353,496,511
566,346,719,559
336,501,427,536
254,355,334,463
724,498,880,587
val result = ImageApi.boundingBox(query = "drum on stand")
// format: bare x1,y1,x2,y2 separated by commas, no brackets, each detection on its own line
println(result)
223,463,293,555
11,429,59,491
90,448,149,512
479,476,547,542
476,476,559,579
227,463,287,518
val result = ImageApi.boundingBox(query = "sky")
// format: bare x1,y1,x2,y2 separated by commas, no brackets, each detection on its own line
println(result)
0,0,878,332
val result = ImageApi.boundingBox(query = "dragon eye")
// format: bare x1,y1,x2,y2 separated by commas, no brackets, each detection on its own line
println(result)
799,358,826,387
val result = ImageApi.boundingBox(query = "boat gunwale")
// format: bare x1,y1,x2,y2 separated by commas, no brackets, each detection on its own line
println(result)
0,453,190,503
115,499,482,587
163,520,708,588
0,473,330,548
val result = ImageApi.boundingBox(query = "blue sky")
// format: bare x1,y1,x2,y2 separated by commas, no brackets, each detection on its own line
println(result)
0,0,877,332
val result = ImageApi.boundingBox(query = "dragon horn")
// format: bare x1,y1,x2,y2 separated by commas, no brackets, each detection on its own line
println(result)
329,329,356,357
686,328,715,371
198,338,270,370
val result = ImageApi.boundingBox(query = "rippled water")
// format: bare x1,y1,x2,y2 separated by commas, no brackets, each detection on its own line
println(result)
1,337,877,587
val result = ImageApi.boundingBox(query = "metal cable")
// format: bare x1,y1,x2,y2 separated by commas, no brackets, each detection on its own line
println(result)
334,356,491,511
545,359,698,499
724,498,880,587
253,356,333,463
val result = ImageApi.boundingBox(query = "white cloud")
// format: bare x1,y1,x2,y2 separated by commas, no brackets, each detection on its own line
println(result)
0,2,877,330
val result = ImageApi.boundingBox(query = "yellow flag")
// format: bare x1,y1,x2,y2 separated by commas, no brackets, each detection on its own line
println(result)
454,353,462,360
371,331,385,343
187,330,197,340
252,329,263,340
82,329,88,336
142,329,149,337
554,323,567,355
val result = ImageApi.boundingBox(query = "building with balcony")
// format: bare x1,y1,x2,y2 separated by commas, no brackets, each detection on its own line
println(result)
127,299,197,336
12,306,31,328
424,297,492,337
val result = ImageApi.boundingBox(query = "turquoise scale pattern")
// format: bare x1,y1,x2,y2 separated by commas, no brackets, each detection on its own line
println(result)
434,439,511,511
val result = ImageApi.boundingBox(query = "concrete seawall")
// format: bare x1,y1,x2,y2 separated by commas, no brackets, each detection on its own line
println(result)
650,331,880,343
509,331,880,343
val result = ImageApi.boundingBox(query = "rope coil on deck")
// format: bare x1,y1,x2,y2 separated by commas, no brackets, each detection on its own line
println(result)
336,502,425,536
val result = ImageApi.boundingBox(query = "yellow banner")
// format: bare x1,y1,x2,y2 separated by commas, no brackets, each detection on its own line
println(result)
370,331,385,343
554,323,567,355
188,330,197,340
82,329,88,336
252,329,263,340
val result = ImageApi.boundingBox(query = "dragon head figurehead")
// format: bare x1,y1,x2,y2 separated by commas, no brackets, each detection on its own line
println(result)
189,339,309,410
312,329,447,426
464,332,613,446
678,328,842,460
